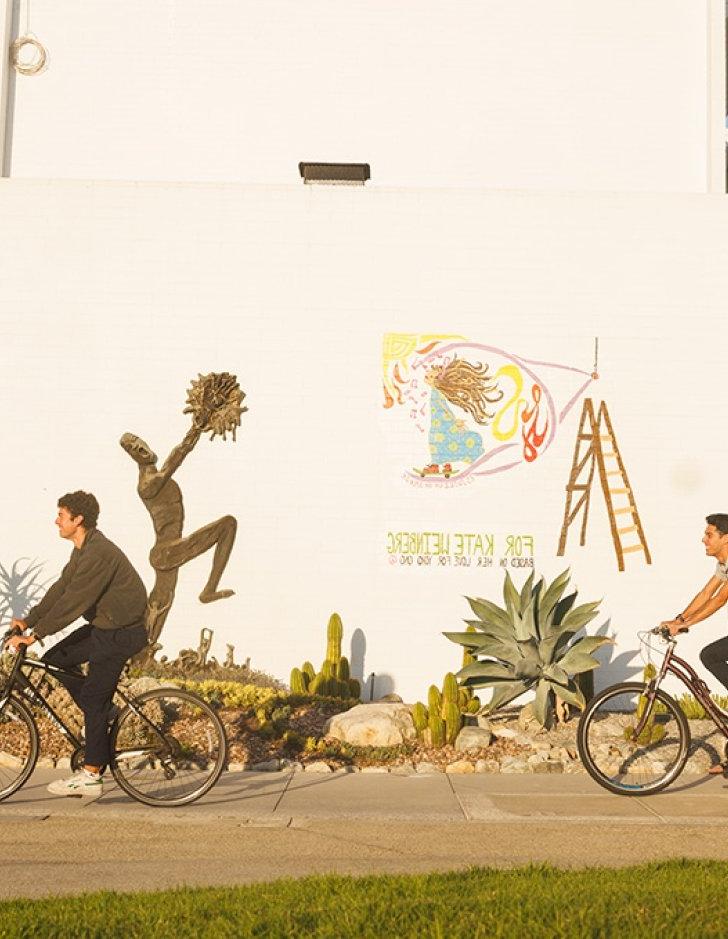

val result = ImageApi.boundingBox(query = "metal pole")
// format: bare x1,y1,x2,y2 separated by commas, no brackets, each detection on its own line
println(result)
0,0,17,177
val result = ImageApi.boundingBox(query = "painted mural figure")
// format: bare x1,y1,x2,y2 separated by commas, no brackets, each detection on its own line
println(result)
120,410,237,646
420,359,503,476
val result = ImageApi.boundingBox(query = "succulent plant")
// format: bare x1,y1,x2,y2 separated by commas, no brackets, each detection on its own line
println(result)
442,672,459,704
412,701,428,736
428,684,442,715
444,569,608,728
625,663,666,745
289,667,307,694
444,700,462,744
348,678,361,699
326,613,343,663
429,709,445,748
337,656,350,682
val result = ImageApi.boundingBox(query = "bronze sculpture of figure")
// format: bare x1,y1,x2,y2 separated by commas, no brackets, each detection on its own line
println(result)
121,373,245,648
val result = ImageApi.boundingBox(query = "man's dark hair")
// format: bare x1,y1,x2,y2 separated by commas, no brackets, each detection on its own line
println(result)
706,514,728,536
58,491,100,529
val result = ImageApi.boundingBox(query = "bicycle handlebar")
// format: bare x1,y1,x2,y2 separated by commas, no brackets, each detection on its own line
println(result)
651,625,689,641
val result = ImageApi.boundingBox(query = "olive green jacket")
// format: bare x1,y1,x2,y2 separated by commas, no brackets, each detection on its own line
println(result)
25,528,147,640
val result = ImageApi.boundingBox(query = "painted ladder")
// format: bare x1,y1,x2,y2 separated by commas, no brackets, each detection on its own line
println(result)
556,398,650,572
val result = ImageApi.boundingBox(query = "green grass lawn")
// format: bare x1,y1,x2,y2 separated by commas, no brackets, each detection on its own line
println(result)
1,860,725,938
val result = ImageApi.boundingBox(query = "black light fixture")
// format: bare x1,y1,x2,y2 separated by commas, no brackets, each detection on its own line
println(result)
298,162,370,186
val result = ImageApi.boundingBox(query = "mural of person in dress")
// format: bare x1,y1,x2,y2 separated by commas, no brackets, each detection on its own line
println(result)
421,358,503,476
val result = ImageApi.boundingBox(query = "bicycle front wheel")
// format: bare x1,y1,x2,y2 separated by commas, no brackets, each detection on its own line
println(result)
577,682,689,795
0,695,39,802
110,688,227,807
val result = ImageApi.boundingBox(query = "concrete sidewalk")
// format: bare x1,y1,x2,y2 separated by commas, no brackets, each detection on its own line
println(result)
2,768,728,898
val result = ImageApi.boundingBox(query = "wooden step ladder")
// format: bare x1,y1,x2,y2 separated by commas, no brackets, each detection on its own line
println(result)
557,398,651,572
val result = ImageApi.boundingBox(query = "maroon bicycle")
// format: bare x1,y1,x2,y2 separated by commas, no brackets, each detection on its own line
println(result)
577,626,728,795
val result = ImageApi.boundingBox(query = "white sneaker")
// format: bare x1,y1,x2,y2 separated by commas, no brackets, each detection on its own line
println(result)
47,770,104,798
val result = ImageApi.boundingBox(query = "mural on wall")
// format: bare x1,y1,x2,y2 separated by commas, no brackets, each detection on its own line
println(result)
120,372,246,655
383,333,594,485
557,398,650,572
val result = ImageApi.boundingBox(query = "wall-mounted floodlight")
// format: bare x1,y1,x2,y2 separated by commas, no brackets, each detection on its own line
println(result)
299,162,370,186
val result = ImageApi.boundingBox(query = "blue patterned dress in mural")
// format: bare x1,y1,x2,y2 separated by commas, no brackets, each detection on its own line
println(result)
428,388,484,464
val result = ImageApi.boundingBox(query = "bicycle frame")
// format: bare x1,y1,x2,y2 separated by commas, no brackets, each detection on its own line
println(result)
633,638,728,741
0,647,175,764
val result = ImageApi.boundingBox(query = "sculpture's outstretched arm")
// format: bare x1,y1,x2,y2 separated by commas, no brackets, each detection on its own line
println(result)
158,424,202,484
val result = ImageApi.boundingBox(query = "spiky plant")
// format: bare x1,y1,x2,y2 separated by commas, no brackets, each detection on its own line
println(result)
444,569,608,728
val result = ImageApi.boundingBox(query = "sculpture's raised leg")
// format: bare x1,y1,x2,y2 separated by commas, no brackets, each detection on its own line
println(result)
150,515,237,604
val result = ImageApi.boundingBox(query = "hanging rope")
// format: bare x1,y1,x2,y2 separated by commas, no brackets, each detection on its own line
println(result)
10,1,47,76
10,35,47,75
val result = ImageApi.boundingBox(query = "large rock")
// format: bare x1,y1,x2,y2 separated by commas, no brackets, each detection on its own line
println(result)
325,703,416,747
455,726,493,752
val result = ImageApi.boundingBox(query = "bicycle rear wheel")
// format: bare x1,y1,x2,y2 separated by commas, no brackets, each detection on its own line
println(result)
109,688,227,807
577,682,689,795
0,695,39,802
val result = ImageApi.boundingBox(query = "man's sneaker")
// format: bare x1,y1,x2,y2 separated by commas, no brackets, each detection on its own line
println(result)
47,770,104,798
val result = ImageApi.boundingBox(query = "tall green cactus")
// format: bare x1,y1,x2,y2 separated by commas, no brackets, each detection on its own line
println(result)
289,667,307,694
442,672,459,703
444,700,462,745
348,678,361,699
412,702,428,737
321,659,335,679
428,684,442,715
429,710,445,748
327,613,343,662
309,673,325,695
302,661,316,681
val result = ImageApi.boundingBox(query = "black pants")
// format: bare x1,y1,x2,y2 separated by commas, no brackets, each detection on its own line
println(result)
42,623,148,767
699,636,728,695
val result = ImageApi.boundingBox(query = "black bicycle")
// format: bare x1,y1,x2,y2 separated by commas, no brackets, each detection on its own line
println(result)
0,628,227,807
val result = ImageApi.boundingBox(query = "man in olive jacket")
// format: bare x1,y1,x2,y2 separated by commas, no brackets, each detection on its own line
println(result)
6,490,148,797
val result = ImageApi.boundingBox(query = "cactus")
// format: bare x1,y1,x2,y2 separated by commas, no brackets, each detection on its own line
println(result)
321,659,335,679
327,613,343,663
442,672,459,703
444,700,462,745
337,656,350,682
428,684,442,715
309,673,325,695
429,709,445,748
462,623,478,667
302,661,316,681
289,667,307,695
466,697,481,714
348,678,361,699
625,663,666,745
458,688,470,709
412,702,428,737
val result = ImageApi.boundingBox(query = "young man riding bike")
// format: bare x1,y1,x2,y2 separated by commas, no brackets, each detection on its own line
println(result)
4,491,148,796
660,513,728,775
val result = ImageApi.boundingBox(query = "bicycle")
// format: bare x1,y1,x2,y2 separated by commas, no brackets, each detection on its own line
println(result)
577,625,728,796
0,628,228,807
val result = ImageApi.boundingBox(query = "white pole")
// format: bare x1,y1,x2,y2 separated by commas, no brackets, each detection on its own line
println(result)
706,0,726,193
0,0,15,177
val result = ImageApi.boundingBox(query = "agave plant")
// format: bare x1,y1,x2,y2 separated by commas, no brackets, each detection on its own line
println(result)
444,569,609,728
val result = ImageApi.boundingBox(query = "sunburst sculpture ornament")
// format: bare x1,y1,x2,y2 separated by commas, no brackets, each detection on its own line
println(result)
184,372,247,441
